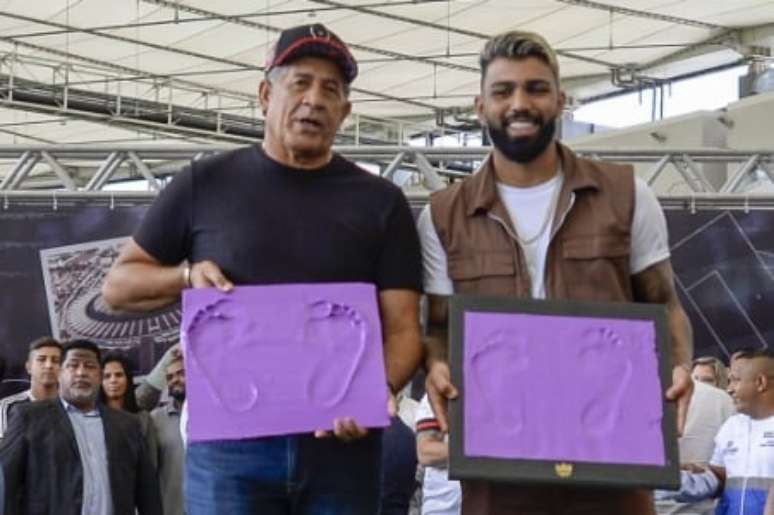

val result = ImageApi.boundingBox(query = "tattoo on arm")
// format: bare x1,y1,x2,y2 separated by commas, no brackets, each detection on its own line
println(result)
632,260,693,367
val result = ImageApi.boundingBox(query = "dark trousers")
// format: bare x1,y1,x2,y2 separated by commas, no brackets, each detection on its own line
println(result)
186,432,382,515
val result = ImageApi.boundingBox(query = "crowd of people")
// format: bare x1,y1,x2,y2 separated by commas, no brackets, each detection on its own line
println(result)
0,338,185,515
0,19,773,515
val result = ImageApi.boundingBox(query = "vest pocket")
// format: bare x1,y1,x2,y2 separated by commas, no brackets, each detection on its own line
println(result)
447,253,516,294
561,235,629,259
559,235,631,301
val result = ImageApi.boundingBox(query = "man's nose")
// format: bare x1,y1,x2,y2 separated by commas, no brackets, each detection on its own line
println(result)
302,83,326,106
508,87,532,111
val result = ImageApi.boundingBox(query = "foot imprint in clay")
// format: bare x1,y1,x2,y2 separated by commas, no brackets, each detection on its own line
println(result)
304,300,369,408
469,330,529,435
577,326,634,437
185,298,260,413
186,297,370,412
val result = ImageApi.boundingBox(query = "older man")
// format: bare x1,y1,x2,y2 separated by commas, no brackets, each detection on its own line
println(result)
0,339,161,515
102,23,423,515
419,30,693,514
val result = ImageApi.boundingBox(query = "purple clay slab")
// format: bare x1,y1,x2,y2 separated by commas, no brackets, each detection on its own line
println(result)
182,283,390,442
464,311,665,466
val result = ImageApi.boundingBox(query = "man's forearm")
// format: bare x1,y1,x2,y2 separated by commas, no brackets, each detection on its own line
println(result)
102,261,185,311
424,333,448,370
424,294,450,370
668,299,693,368
384,326,423,392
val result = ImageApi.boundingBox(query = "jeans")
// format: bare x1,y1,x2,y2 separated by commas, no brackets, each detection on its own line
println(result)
186,432,382,515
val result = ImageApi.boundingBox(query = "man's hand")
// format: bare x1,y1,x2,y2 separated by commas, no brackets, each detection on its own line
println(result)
189,260,234,291
314,390,396,442
425,361,458,433
666,365,693,435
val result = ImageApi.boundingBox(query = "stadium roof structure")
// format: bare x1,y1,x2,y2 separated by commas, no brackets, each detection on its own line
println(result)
0,0,770,146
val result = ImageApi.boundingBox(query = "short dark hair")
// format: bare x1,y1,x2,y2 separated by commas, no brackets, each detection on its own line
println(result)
99,353,139,413
732,347,774,361
480,31,560,85
61,339,102,364
27,336,62,358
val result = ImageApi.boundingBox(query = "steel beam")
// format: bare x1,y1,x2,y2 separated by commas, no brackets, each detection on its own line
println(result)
413,152,445,192
721,154,760,193
40,150,77,190
554,0,723,30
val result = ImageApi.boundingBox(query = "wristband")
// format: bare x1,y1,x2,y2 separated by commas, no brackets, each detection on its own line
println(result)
183,264,192,288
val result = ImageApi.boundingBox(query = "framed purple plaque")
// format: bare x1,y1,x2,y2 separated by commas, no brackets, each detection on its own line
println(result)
448,296,679,489
181,283,390,442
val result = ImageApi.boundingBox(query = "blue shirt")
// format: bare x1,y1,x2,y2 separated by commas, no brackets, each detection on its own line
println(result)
61,399,114,515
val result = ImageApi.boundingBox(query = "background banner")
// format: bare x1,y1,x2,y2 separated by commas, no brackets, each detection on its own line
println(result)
1,204,772,395
667,210,774,360
0,203,178,396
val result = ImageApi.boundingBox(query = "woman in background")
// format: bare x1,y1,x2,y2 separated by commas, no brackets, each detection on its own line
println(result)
100,353,159,468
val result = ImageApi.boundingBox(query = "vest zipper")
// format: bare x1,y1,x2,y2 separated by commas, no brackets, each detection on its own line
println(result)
485,192,576,299
485,212,530,295
544,192,576,299
486,212,519,241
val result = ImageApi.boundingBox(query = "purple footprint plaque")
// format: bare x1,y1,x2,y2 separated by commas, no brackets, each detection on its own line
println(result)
448,296,679,489
181,283,390,442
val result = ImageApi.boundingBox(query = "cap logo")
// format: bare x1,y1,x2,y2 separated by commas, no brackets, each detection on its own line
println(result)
310,24,330,40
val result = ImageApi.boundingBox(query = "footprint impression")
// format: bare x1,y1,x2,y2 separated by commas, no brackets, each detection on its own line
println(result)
469,329,530,435
577,326,634,437
303,300,369,408
185,298,260,413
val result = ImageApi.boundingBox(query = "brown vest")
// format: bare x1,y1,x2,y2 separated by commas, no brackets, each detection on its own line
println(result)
430,143,635,303
430,144,653,515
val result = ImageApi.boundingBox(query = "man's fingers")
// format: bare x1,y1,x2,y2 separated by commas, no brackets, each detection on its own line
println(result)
387,393,397,418
666,366,693,436
191,261,234,291
333,418,368,441
205,268,233,292
427,386,450,432
425,362,459,432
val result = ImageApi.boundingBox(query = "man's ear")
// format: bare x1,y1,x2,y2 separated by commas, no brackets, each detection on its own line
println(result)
474,94,485,126
259,80,271,116
25,360,31,376
337,99,352,128
758,372,769,392
557,89,567,113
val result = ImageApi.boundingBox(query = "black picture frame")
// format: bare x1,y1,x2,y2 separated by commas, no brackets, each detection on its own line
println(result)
448,295,680,490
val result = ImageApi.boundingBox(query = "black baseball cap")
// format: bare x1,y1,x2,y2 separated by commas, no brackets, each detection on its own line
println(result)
265,23,358,84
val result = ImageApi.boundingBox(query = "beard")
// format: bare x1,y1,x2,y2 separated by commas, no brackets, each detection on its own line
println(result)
170,388,186,404
486,112,556,164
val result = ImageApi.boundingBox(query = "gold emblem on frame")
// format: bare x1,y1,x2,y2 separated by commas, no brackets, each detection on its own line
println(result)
554,463,573,478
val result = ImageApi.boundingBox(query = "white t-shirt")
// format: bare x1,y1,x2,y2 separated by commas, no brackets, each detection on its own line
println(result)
416,395,461,515
418,175,670,297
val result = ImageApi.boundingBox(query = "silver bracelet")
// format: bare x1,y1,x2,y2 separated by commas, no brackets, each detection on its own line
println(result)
183,264,192,288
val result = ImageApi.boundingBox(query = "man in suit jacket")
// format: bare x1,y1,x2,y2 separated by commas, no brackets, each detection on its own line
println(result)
0,339,162,515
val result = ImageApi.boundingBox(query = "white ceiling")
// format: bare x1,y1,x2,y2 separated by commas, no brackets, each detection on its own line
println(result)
0,0,771,144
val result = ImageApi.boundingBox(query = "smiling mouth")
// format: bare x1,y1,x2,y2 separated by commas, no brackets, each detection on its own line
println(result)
506,119,539,136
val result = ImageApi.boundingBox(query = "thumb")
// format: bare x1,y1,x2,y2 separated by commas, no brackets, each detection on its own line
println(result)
387,393,397,417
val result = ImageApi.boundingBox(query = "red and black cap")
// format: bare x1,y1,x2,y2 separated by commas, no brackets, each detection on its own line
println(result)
265,23,358,84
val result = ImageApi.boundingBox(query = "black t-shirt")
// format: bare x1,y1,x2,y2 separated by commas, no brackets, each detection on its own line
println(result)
134,145,422,291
